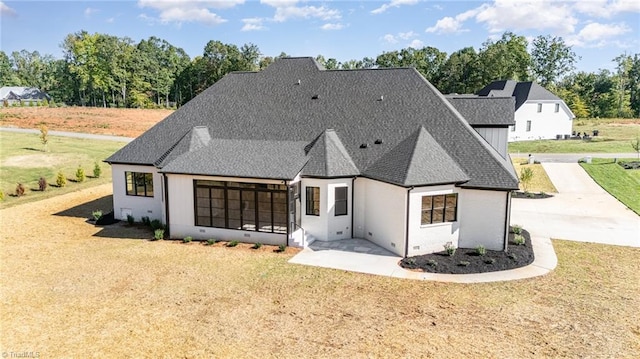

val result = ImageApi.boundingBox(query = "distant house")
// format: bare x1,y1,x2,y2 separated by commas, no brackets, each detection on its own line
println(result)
106,57,519,257
0,87,51,106
476,80,575,142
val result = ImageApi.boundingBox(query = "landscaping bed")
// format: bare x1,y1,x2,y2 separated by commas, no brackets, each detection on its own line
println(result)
511,191,554,199
400,230,534,274
619,160,640,170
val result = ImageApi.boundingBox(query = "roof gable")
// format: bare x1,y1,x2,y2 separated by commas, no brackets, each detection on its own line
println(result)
303,129,359,177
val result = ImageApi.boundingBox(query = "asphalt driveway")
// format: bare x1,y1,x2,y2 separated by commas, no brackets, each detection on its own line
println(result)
511,163,640,247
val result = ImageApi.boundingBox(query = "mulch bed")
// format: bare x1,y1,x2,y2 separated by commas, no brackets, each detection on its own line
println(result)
399,230,534,274
512,191,554,199
619,161,640,170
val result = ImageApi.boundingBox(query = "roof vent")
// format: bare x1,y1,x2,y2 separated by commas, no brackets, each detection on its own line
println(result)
311,94,319,100
374,139,383,145
377,95,384,101
360,143,368,149
296,79,301,85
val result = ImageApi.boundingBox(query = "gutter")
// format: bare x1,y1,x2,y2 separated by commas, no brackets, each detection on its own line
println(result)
503,191,511,251
404,186,414,258
163,173,171,239
351,176,356,238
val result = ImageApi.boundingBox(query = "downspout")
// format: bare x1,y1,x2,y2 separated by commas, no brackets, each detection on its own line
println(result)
503,191,511,251
163,173,170,239
404,186,414,258
351,176,356,239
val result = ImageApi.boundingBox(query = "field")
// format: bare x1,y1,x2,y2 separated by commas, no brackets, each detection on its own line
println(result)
509,118,640,153
580,158,640,215
0,132,125,209
1,185,639,358
0,106,172,138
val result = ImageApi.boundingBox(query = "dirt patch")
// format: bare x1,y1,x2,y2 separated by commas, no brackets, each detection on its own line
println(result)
0,107,172,138
3,153,66,168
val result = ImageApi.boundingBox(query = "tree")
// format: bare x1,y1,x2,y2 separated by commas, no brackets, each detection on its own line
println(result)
631,137,640,159
530,35,577,88
436,47,482,94
0,51,20,86
519,167,534,193
39,124,49,152
478,32,530,84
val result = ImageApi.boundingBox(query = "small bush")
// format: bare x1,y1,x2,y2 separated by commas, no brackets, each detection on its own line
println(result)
484,258,496,264
75,166,85,183
15,183,25,197
183,236,192,243
227,240,239,247
153,229,164,241
443,241,456,256
56,171,67,187
252,242,263,249
92,210,103,221
150,219,163,230
38,177,47,191
514,234,525,245
511,225,522,234
278,244,286,252
141,216,151,226
458,261,470,267
405,258,416,265
0,190,4,201
508,253,517,261
427,259,438,267
475,245,486,256
93,162,102,178
127,214,134,225
206,239,217,245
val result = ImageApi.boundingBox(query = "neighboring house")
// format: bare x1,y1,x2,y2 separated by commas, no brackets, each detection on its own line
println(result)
476,80,575,142
0,87,51,106
106,57,519,257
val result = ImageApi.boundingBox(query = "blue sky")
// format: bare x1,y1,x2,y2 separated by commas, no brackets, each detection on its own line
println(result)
1,0,639,73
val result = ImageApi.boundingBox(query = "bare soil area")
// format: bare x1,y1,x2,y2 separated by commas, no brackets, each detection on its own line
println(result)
0,107,172,138
1,185,639,358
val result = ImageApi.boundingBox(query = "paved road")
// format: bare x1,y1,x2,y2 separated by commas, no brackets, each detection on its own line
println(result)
511,163,640,247
509,152,638,163
0,127,134,142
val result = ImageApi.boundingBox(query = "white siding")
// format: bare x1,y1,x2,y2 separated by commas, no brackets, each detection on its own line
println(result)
301,178,353,242
111,164,164,222
353,178,406,256
407,185,460,256
474,127,509,158
457,189,509,251
510,101,573,142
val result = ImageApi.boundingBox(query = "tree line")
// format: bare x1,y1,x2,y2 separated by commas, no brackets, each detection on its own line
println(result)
1,30,638,118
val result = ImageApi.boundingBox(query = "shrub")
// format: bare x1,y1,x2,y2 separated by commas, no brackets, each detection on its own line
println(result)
92,210,103,221
252,242,262,249
511,225,522,234
508,253,517,261
127,214,134,225
227,240,239,247
153,229,165,240
150,219,163,230
519,167,534,192
405,258,416,265
75,166,85,183
475,245,486,256
15,183,25,197
93,162,102,178
278,244,286,252
0,190,4,201
56,171,66,187
484,258,496,264
514,234,525,245
39,124,49,151
206,239,217,245
183,236,193,243
443,241,456,256
38,177,47,191
458,261,470,267
427,259,438,267
141,216,151,226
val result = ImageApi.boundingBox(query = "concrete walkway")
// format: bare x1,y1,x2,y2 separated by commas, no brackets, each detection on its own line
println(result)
511,163,640,247
509,152,638,163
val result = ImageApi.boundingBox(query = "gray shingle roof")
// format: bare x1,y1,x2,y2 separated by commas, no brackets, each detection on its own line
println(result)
446,95,515,126
107,57,518,190
476,80,561,110
303,129,359,177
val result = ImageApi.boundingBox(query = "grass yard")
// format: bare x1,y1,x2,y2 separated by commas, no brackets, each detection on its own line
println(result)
511,157,557,193
509,118,640,153
0,131,125,209
1,185,639,358
580,158,640,215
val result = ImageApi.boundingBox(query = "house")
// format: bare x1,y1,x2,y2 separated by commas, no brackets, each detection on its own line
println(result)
105,57,519,257
0,87,51,106
476,80,575,142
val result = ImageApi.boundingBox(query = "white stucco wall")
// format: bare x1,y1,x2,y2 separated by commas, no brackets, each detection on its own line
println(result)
406,185,460,257
111,164,164,222
300,178,353,242
457,189,509,251
165,173,287,245
510,101,573,142
353,178,406,256
474,127,509,159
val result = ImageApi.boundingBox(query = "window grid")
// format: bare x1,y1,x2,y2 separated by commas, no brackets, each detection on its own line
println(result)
334,187,348,216
125,172,154,197
421,194,458,225
306,187,320,216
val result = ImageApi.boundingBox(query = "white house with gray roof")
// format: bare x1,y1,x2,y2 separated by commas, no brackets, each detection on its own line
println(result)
0,87,51,106
106,57,519,257
477,80,575,142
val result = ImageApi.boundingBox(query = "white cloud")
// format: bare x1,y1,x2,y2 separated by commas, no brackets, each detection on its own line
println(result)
398,31,417,39
0,1,17,17
241,17,266,31
371,0,419,15
137,0,244,25
382,34,398,43
84,7,99,17
106,17,115,23
426,8,478,34
272,5,340,22
567,22,631,47
574,0,640,18
408,39,424,48
321,23,344,30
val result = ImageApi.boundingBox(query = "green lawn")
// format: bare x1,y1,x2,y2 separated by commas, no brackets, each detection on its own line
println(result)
509,119,640,153
580,158,640,215
0,132,125,208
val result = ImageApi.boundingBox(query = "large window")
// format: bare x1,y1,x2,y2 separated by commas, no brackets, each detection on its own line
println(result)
306,187,320,216
125,172,154,197
334,187,348,216
421,194,458,225
195,180,287,234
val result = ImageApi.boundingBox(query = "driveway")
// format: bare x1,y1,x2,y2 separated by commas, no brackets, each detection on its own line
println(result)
511,163,640,247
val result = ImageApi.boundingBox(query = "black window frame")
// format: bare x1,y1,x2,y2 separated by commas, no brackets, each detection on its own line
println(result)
334,186,348,216
305,186,320,216
526,120,532,132
125,171,154,197
537,103,543,112
421,193,458,225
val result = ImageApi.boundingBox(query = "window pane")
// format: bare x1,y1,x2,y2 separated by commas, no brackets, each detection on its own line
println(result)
421,211,432,225
126,172,134,195
445,207,457,222
432,209,444,223
422,196,432,210
445,194,457,208
242,190,255,231
335,187,347,216
197,216,211,227
306,187,320,216
145,173,154,197
433,195,445,209
258,192,272,232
